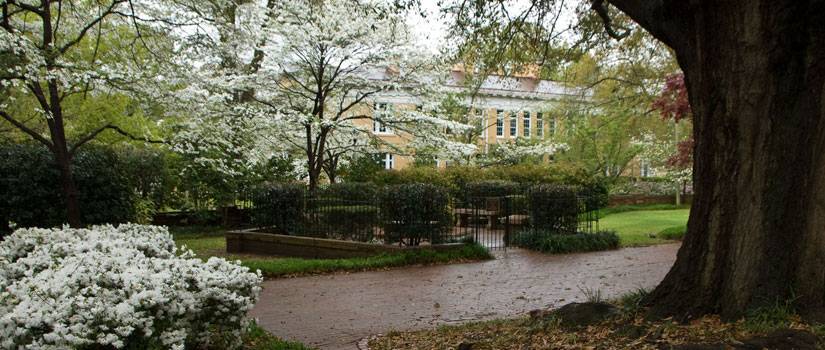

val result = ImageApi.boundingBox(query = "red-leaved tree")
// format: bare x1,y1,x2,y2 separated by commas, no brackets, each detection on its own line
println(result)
652,73,693,169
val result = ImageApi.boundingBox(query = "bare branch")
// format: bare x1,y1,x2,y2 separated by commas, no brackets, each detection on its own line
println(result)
70,124,167,155
0,110,54,149
102,124,167,145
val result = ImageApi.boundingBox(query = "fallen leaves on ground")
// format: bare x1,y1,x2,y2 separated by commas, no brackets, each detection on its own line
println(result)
368,313,821,350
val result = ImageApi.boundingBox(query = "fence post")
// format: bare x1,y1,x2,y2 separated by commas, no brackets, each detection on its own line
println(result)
503,196,510,248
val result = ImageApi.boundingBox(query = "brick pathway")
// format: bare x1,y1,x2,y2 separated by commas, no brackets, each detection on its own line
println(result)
250,244,680,349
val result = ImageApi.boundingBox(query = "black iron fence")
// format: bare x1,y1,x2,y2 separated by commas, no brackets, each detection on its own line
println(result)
252,187,600,250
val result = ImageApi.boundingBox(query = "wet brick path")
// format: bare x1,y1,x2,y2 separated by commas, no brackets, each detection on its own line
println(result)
250,244,680,349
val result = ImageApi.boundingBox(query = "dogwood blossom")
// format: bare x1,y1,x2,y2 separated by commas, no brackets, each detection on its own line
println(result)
0,224,262,350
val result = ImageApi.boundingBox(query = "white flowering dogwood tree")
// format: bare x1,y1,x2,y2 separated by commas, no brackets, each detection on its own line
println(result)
168,0,475,191
0,0,204,227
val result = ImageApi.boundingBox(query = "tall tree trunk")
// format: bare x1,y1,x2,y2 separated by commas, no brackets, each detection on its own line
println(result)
52,143,82,228
642,1,825,320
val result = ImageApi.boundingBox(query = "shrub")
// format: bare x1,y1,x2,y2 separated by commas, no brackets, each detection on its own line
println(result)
319,182,378,202
528,184,581,234
577,181,610,211
510,230,620,254
611,177,680,196
379,183,451,246
340,154,385,183
252,183,306,234
318,204,379,241
0,224,262,349
657,225,686,240
0,144,136,229
486,163,568,184
464,180,520,198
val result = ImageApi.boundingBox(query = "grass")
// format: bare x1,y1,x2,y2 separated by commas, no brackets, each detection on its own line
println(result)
599,209,690,246
599,203,691,218
242,322,315,350
169,226,493,278
241,244,492,277
657,224,687,240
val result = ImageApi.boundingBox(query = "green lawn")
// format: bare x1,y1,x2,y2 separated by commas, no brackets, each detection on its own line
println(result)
599,209,690,246
169,226,493,278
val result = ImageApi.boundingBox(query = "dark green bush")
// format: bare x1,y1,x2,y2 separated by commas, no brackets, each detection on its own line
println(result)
464,180,520,198
379,183,451,246
0,144,136,230
528,184,580,234
340,154,384,183
252,183,305,234
318,204,378,241
510,230,620,254
577,181,609,211
319,182,377,202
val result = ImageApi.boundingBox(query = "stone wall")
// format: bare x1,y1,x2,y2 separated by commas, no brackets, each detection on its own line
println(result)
608,194,693,207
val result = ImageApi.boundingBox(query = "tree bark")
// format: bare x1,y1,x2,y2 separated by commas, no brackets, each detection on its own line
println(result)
54,147,82,228
624,0,825,320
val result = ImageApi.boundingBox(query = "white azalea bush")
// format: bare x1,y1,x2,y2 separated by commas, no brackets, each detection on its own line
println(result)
0,224,263,349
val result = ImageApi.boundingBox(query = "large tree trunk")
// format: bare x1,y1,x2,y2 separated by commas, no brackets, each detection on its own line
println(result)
642,1,825,320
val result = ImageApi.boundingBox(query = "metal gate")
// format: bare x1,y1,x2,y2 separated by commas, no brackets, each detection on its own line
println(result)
452,194,600,250
452,195,521,249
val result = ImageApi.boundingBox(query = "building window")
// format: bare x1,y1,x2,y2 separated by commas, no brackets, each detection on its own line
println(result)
523,111,531,137
509,112,517,137
549,117,556,135
373,103,391,134
536,112,544,137
496,109,504,137
474,108,484,131
383,153,394,169
641,159,653,177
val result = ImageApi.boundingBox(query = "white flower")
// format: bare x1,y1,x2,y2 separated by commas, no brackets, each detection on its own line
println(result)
0,224,262,349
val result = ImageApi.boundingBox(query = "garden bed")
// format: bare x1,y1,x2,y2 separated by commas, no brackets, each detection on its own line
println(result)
226,229,470,259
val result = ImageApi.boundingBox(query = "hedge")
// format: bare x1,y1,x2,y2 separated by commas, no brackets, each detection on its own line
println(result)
319,182,377,202
251,183,305,234
0,144,136,231
378,183,451,246
510,230,620,254
318,204,379,242
528,184,580,234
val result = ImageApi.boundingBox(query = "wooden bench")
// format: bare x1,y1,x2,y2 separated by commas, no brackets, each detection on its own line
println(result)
453,208,501,228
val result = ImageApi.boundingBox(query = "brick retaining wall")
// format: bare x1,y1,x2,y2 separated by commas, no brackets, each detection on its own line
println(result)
226,229,467,259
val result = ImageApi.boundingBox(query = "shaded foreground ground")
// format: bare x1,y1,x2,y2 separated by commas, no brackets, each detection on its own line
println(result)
251,244,680,349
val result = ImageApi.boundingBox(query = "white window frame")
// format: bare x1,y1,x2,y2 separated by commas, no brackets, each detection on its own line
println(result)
373,103,393,135
383,153,395,169
496,109,504,137
536,112,544,138
509,112,517,137
641,159,654,177
523,111,531,137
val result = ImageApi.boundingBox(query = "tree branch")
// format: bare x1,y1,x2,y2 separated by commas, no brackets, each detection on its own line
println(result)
59,0,125,54
591,0,631,39
70,124,167,154
0,110,53,149
102,125,167,145
603,0,681,48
